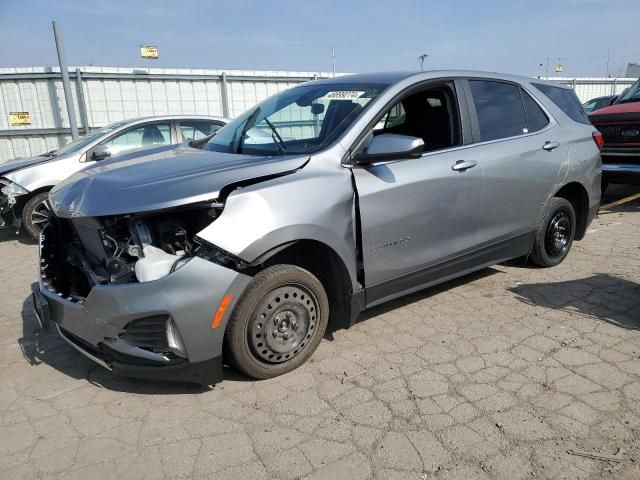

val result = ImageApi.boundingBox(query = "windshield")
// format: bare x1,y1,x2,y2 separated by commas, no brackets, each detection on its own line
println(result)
205,83,386,156
53,124,121,156
616,79,640,104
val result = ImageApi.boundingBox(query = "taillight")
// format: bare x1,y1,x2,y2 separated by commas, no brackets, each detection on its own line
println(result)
592,131,604,150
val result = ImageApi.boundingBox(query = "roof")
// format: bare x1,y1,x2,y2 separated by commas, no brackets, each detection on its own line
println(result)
305,70,570,88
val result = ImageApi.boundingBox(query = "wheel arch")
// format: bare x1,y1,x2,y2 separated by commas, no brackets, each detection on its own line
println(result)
14,185,53,216
552,182,590,240
250,239,357,333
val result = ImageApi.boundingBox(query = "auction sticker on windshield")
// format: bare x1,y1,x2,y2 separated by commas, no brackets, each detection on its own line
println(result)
323,91,366,100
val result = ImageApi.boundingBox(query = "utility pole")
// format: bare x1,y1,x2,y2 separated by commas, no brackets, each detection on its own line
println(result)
606,48,611,78
418,53,429,71
331,47,336,78
52,21,79,140
546,57,550,79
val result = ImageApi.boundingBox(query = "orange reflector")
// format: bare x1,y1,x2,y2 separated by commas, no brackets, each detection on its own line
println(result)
211,294,233,328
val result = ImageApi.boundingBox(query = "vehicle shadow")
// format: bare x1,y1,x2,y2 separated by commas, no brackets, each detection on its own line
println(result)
0,227,36,245
509,273,640,330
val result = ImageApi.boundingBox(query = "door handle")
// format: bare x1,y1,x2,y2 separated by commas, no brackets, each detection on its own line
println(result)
543,141,560,151
451,160,477,172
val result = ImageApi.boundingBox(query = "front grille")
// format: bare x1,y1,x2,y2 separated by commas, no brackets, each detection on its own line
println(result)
597,124,640,145
120,316,170,353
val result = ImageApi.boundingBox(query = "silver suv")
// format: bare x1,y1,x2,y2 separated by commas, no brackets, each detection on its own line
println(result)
1,115,227,238
33,71,601,385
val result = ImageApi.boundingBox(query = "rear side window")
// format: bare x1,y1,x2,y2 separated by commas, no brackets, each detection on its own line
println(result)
521,90,549,133
532,83,590,124
469,80,527,141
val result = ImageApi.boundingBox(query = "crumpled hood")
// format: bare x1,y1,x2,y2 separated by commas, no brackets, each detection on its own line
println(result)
49,145,308,217
0,155,53,176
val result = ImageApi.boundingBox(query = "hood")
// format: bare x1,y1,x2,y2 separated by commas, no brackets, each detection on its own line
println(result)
0,155,54,176
590,101,640,124
50,145,308,217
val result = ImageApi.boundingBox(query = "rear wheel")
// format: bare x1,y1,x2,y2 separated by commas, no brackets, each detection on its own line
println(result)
225,265,329,380
531,197,576,267
22,192,52,240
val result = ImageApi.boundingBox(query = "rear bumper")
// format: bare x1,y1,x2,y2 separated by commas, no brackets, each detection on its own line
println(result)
33,255,251,385
601,163,640,185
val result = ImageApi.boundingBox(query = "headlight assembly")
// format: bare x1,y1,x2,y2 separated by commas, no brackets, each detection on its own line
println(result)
0,179,29,198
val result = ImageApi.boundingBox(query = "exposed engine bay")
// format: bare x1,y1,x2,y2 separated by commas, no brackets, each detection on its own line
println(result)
41,204,223,301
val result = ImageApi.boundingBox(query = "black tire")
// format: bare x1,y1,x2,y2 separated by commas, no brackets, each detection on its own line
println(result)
531,197,576,268
225,264,329,380
22,192,52,240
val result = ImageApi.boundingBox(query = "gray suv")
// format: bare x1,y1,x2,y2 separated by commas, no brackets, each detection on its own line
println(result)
32,71,601,385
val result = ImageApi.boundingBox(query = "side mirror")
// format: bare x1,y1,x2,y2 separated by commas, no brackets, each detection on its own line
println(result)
89,145,111,161
353,134,424,165
311,103,325,115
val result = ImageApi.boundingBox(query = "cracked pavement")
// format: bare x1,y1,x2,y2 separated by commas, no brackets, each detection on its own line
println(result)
1,186,639,480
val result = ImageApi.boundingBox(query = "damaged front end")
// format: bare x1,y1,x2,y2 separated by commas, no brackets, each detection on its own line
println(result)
37,201,252,385
41,202,223,298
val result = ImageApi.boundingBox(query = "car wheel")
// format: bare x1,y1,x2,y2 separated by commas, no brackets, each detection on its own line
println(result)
225,264,329,380
531,197,576,268
22,192,52,240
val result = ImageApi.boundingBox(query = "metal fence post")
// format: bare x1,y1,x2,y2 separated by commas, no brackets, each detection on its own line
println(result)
75,68,90,134
52,21,79,140
612,78,618,95
220,72,230,118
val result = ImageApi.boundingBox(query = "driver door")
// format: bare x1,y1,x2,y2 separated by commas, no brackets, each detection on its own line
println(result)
351,81,483,305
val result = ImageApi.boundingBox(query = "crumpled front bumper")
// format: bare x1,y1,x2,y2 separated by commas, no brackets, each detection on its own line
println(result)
33,256,251,385
0,192,18,229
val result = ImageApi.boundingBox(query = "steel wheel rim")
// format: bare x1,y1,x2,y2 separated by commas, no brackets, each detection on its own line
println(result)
31,199,52,233
248,283,319,364
545,210,571,258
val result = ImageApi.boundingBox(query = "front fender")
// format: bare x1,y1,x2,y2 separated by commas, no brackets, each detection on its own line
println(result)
196,166,359,289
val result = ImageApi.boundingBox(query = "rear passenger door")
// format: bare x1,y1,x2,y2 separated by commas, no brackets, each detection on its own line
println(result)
464,79,563,247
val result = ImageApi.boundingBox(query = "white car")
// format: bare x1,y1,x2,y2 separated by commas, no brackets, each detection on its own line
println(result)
0,115,228,238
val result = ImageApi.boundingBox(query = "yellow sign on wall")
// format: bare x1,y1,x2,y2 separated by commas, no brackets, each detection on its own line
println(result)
140,46,159,59
10,112,31,125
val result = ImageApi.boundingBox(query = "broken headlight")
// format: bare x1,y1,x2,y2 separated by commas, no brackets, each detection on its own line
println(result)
1,179,29,204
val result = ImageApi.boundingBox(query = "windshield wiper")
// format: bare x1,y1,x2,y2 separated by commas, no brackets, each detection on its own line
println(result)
263,118,287,155
39,150,57,158
189,131,218,149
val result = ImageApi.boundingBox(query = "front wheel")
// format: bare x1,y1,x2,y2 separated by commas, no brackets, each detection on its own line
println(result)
22,192,52,240
530,197,576,268
225,264,329,380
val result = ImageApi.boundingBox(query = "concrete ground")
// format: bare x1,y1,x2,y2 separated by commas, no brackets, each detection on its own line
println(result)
1,186,639,480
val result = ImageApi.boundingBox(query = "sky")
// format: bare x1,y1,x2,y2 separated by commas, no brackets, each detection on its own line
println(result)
0,0,638,77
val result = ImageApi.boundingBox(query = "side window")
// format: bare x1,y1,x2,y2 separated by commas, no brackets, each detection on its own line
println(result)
469,80,527,141
373,86,460,152
532,83,591,124
104,122,171,154
521,89,549,133
179,121,222,142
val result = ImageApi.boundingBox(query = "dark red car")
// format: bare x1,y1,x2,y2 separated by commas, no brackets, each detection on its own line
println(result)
590,78,640,188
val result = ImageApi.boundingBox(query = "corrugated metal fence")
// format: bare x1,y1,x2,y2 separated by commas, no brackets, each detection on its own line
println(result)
0,66,336,162
543,76,636,103
0,67,637,162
